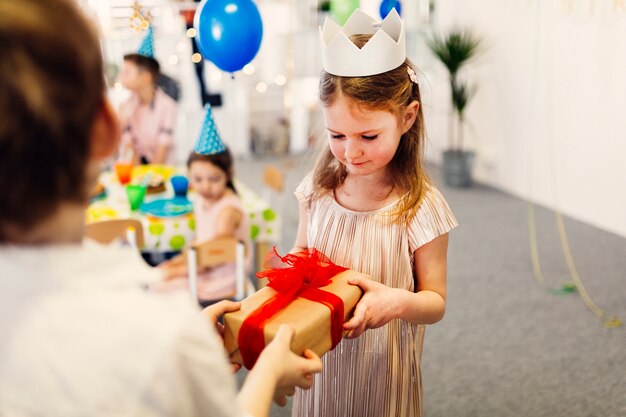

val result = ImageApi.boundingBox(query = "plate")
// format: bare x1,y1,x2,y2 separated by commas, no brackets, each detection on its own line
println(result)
89,188,108,203
140,197,193,218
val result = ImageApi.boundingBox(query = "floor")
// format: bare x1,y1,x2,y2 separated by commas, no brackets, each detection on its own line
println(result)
234,153,626,417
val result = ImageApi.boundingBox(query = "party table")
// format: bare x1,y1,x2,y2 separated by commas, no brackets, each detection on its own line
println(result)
87,165,280,265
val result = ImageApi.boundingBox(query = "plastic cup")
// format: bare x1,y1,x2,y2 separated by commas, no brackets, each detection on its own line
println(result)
125,184,147,211
170,175,189,197
114,162,133,185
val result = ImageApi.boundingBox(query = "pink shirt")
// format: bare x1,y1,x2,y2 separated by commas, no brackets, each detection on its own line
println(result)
194,193,250,244
120,88,177,163
192,192,252,300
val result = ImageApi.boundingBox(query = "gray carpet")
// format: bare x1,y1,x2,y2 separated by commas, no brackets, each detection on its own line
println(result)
235,154,626,417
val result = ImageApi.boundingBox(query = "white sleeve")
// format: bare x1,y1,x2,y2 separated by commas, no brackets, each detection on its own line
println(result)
134,313,245,417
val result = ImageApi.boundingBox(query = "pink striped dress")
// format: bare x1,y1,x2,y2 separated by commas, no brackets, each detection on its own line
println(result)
292,174,458,417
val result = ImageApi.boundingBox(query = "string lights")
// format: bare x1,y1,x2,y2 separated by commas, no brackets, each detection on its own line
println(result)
129,0,150,31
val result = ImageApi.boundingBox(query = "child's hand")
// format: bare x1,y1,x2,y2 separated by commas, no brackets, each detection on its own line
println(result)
202,300,242,372
256,325,322,406
343,275,400,339
202,299,240,336
159,255,187,280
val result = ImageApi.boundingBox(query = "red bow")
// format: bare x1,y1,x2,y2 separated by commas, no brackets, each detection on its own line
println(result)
238,248,348,369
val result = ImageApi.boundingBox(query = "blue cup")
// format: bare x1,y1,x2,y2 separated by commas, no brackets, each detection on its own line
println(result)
170,175,189,197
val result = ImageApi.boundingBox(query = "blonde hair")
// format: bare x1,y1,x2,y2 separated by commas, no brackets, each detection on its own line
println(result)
313,34,431,224
0,0,104,241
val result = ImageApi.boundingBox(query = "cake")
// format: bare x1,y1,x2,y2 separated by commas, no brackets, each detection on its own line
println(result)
144,174,166,194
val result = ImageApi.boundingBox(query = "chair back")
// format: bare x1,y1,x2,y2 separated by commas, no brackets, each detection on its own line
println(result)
193,237,240,268
186,237,248,302
84,219,144,249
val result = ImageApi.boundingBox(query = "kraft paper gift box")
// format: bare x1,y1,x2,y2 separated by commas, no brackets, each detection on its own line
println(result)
223,269,364,369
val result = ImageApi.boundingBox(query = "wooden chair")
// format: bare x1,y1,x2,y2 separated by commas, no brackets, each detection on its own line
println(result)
262,165,286,207
84,219,144,250
186,237,251,302
259,165,285,285
263,165,285,193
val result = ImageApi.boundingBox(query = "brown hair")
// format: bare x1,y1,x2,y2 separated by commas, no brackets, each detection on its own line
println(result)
187,149,237,194
313,34,430,224
123,53,160,83
0,0,105,241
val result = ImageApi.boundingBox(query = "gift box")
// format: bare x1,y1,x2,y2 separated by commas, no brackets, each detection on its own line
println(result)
223,249,364,369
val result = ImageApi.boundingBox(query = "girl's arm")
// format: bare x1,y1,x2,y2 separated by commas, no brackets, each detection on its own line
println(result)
214,207,242,238
290,203,310,253
160,208,241,280
343,233,449,338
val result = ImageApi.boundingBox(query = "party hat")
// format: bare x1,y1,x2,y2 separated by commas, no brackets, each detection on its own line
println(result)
137,26,155,58
193,105,226,155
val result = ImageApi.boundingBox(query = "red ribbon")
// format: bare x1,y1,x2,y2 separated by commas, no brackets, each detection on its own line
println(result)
238,248,348,369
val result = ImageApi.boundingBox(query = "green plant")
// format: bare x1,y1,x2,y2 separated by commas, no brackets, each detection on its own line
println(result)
451,81,477,151
427,31,482,151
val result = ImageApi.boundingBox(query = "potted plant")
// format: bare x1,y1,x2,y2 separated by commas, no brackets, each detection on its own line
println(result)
427,30,483,187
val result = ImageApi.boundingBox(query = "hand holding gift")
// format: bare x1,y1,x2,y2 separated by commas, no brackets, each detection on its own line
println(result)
203,300,322,410
253,325,321,406
224,248,365,370
202,300,242,372
343,274,404,339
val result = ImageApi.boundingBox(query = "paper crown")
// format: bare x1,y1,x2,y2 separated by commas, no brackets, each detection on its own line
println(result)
193,105,227,155
137,26,155,58
320,8,405,77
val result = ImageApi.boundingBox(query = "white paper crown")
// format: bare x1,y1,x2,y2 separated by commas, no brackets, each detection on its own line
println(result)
320,8,405,77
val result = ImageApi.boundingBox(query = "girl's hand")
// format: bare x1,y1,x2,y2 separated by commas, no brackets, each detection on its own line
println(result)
256,325,322,406
343,275,400,339
159,255,187,281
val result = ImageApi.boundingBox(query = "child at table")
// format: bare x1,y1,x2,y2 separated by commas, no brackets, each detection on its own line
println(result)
291,9,458,417
160,106,252,305
0,1,320,415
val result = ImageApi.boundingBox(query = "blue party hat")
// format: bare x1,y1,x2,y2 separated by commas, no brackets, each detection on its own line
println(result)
137,26,155,58
194,105,227,155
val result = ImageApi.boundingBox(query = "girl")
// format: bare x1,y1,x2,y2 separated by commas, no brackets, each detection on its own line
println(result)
291,12,458,417
161,147,252,305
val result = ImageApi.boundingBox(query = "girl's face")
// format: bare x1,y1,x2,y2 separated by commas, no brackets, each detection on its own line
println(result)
189,160,228,202
323,95,417,179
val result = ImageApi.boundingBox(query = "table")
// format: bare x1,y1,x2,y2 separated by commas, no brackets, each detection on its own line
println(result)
87,165,280,268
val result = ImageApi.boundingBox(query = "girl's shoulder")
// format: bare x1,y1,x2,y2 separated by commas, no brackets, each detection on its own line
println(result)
193,191,244,214
294,172,316,205
407,185,459,252
216,191,244,212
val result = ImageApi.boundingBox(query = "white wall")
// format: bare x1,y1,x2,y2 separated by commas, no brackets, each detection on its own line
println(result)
425,0,626,238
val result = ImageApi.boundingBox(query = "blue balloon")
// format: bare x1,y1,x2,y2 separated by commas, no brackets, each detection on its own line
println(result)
379,0,402,19
194,0,263,73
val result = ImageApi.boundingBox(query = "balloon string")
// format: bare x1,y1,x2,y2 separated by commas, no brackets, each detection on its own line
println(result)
527,203,545,288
